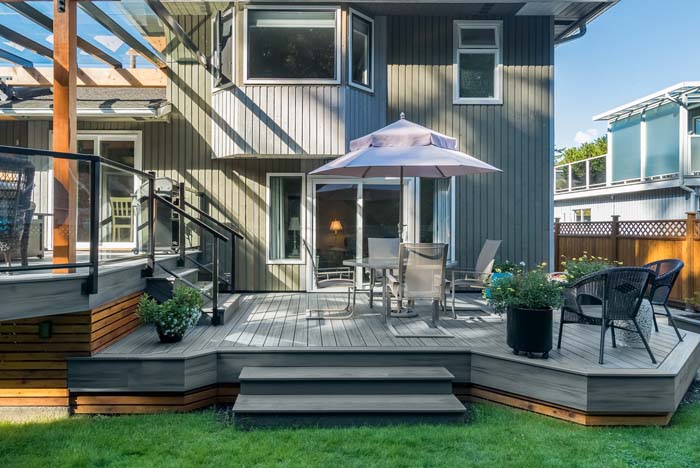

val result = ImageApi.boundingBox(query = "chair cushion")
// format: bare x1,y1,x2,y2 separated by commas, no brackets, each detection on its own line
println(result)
317,278,354,289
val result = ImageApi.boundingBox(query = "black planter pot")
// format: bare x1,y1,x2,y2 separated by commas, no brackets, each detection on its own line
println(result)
156,325,184,343
506,306,553,359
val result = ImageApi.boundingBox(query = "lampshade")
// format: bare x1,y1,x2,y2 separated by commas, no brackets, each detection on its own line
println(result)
288,216,301,231
329,219,343,233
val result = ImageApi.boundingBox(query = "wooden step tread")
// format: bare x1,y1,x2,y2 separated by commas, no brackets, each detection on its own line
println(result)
239,366,455,381
233,394,466,414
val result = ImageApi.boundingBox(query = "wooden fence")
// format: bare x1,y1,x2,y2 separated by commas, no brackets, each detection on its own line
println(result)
554,213,699,305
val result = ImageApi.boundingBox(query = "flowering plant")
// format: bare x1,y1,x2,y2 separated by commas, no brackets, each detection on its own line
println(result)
493,260,524,274
137,286,204,338
560,253,620,283
486,263,563,311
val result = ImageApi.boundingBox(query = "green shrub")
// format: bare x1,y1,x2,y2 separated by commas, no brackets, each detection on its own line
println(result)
137,286,204,337
560,253,619,283
486,264,563,311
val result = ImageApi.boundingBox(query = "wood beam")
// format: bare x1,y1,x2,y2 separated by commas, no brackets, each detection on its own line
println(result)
0,67,166,88
0,24,53,59
5,2,122,68
79,2,166,69
145,0,209,69
0,48,33,67
52,0,78,271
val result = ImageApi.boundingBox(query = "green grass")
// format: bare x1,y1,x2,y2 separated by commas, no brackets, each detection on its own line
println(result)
1,396,699,468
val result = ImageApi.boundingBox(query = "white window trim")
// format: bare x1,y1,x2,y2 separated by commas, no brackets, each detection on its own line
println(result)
347,8,374,93
243,5,342,85
414,177,456,265
212,7,236,92
266,172,306,265
452,20,503,105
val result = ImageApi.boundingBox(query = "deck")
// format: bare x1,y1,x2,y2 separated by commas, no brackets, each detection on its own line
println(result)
67,292,700,423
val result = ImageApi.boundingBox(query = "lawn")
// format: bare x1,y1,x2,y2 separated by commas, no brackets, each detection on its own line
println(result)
1,389,699,468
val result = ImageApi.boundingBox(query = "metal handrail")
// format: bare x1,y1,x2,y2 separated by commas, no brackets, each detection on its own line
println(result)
154,194,228,241
184,200,244,239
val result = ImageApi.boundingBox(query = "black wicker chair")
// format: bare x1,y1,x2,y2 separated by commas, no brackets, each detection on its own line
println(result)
0,154,35,267
642,259,684,342
558,267,656,365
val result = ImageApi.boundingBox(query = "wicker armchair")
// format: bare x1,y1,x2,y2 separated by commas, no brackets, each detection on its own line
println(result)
558,267,656,365
0,154,35,267
642,259,684,342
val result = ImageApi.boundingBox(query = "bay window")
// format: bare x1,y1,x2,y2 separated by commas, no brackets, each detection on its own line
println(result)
453,20,503,104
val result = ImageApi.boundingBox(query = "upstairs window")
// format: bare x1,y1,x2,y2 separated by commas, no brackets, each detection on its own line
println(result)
573,208,592,222
349,9,373,92
213,8,234,89
245,8,340,83
453,20,503,105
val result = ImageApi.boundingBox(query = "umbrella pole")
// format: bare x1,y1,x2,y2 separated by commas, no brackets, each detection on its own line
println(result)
398,167,404,242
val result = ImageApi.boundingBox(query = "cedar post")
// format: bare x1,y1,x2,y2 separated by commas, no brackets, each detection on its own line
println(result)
554,217,561,270
52,0,78,272
611,215,620,263
683,212,696,301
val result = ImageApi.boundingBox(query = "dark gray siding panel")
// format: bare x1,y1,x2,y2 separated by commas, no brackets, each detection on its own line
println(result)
387,16,553,267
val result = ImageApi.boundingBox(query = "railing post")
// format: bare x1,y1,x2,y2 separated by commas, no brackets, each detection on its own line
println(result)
229,232,236,293
585,159,590,189
567,164,572,192
211,238,223,325
178,182,186,267
554,217,561,270
611,214,620,263
147,171,156,275
86,159,100,294
683,212,696,301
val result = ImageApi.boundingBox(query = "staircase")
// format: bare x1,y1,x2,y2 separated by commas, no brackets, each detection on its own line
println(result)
232,366,467,428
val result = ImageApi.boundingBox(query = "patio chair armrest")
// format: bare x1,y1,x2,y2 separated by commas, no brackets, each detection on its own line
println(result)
450,269,490,282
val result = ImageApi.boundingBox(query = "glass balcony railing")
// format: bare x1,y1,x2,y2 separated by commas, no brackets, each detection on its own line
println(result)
554,155,607,193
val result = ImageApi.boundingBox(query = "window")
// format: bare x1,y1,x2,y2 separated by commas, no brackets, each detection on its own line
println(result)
573,208,591,222
245,8,340,83
694,117,700,134
349,9,373,91
419,178,455,262
453,21,502,104
267,174,304,263
213,8,234,89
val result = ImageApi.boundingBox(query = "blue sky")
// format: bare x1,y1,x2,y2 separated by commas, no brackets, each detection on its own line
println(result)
555,0,700,150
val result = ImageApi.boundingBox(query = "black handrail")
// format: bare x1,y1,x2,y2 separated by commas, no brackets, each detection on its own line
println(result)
154,194,228,241
184,200,244,239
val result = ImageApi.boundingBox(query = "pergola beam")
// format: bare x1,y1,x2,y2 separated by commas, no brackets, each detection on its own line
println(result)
79,2,166,69
145,0,209,69
0,48,33,67
0,24,53,60
0,66,166,87
6,2,122,68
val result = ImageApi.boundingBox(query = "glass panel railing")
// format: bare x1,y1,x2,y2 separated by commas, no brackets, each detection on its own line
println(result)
555,165,569,192
589,156,607,186
555,155,608,193
570,160,586,189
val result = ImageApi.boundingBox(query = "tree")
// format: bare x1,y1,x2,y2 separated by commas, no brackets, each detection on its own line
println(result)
556,136,607,165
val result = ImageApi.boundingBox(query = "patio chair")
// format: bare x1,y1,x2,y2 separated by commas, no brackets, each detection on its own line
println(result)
303,238,356,320
642,259,684,342
558,267,656,365
386,243,448,328
367,237,399,308
447,239,501,317
110,196,133,242
0,154,35,267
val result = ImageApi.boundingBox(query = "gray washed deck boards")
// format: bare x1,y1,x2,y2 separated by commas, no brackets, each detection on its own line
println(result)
98,292,683,372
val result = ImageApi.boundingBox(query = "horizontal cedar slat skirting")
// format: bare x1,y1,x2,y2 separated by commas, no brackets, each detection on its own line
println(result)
0,291,143,410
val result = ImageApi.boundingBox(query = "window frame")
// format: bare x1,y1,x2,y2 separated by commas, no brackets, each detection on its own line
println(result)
694,116,700,134
415,177,456,265
243,5,342,85
266,172,306,265
573,208,592,222
452,20,503,105
347,8,374,93
212,7,235,91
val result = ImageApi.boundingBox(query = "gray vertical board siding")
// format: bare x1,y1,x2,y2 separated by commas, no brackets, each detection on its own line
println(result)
554,187,691,222
386,15,553,268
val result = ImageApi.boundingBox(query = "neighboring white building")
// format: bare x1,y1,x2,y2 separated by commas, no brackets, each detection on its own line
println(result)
554,82,700,222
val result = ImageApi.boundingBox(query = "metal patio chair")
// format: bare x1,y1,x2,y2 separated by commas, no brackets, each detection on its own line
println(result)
558,267,656,365
303,238,356,320
447,239,501,317
386,243,449,328
367,237,399,308
0,154,35,268
642,259,684,342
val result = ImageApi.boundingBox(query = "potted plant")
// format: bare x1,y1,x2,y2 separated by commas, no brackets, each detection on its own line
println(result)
137,286,204,343
560,253,620,285
485,260,524,299
487,264,563,359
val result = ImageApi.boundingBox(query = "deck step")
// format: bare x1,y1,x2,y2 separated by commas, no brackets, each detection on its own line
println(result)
239,366,454,395
233,366,465,428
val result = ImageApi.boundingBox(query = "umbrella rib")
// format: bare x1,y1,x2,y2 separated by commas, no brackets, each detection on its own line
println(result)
436,166,447,178
362,167,371,178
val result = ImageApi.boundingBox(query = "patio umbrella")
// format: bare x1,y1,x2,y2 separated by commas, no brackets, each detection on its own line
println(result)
309,113,501,240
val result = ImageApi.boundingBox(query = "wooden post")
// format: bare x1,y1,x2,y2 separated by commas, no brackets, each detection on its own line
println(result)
683,212,696,301
553,217,561,270
611,215,620,263
52,0,78,272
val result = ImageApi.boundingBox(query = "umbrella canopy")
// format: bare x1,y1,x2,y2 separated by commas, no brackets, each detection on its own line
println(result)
309,114,501,178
